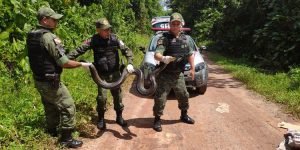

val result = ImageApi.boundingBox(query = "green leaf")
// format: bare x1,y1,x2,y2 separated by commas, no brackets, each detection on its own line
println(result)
15,13,27,29
10,0,21,10
0,31,9,40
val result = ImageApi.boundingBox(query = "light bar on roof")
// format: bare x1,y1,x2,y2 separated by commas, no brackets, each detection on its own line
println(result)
151,28,191,31
151,16,171,25
151,18,156,24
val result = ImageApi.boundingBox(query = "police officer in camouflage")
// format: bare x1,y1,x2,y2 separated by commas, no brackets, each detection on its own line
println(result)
68,18,134,130
152,12,195,132
26,7,91,148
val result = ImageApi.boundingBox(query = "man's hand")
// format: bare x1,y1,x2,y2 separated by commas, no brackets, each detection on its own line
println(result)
189,70,195,80
81,62,92,70
161,56,176,64
126,64,135,73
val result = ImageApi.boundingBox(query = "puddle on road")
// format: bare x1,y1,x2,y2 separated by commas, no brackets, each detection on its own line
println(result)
216,102,230,113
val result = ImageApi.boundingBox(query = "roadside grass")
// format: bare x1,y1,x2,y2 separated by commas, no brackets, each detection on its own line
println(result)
0,34,149,149
208,51,300,116
0,76,57,149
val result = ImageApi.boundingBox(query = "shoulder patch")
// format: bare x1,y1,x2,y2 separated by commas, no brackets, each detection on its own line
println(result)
83,39,91,45
119,40,125,46
53,37,66,56
180,33,187,40
53,38,62,45
110,34,117,41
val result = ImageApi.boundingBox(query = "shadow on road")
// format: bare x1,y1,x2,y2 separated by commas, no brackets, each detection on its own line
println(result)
206,64,244,89
126,117,181,129
98,127,137,140
128,79,153,99
128,79,202,99
79,117,138,140
79,117,181,140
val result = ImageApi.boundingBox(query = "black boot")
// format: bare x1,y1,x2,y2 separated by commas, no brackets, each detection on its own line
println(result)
60,129,83,148
46,127,58,137
153,116,162,132
116,110,127,127
180,110,195,124
97,112,106,130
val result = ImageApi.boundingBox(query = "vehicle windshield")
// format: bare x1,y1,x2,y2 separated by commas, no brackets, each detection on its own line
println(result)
151,16,170,29
148,34,197,52
148,34,162,52
189,37,197,51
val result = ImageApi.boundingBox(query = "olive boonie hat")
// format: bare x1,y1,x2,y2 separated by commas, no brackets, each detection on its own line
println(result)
95,18,112,29
37,7,63,20
170,12,183,23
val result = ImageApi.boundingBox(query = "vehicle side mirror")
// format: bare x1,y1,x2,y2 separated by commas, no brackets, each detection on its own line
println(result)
139,46,146,54
200,46,207,53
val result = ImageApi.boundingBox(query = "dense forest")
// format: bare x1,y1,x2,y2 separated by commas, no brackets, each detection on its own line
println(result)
167,0,300,71
0,0,164,148
1,0,300,148
0,0,164,87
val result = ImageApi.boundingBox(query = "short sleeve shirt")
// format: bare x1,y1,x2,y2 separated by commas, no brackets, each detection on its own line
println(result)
42,32,69,66
155,33,194,56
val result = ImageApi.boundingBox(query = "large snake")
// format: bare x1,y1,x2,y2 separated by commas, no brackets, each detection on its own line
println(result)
88,63,168,96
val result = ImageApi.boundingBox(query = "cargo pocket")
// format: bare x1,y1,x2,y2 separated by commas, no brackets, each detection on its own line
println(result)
96,57,109,72
107,57,117,72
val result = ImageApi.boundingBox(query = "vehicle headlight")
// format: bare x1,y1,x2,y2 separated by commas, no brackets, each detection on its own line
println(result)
195,62,205,72
143,62,156,72
184,65,191,71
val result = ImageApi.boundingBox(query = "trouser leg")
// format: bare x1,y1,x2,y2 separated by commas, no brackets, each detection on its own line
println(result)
111,87,124,111
96,85,107,130
111,87,126,126
173,74,189,111
153,75,172,117
173,74,194,124
57,83,76,130
152,74,173,131
96,85,107,113
35,81,76,131
110,71,127,127
41,96,59,136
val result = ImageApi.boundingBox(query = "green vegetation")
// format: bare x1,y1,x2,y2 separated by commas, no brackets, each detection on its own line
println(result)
0,0,160,148
209,51,300,116
167,0,300,71
1,0,300,148
168,0,300,116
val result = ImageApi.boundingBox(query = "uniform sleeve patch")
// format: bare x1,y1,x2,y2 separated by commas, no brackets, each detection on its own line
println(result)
53,37,65,56
53,38,62,45
119,40,125,46
83,39,91,45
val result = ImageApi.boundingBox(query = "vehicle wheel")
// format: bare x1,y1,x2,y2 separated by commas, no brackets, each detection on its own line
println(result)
196,85,207,95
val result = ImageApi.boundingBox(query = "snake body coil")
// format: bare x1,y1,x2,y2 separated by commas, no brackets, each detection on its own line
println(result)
89,63,167,96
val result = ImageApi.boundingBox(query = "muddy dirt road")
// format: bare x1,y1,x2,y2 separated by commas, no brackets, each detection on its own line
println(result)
77,53,297,150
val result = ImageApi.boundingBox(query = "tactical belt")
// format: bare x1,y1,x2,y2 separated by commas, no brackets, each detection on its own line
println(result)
34,76,52,82
34,73,60,82
34,73,61,89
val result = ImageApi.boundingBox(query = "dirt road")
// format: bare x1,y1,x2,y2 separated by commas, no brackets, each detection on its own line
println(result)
77,53,297,150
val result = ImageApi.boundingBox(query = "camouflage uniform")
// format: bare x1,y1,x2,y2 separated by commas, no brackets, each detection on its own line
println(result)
68,34,132,112
27,7,83,148
153,33,194,116
67,18,133,129
27,18,75,131
152,12,195,132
